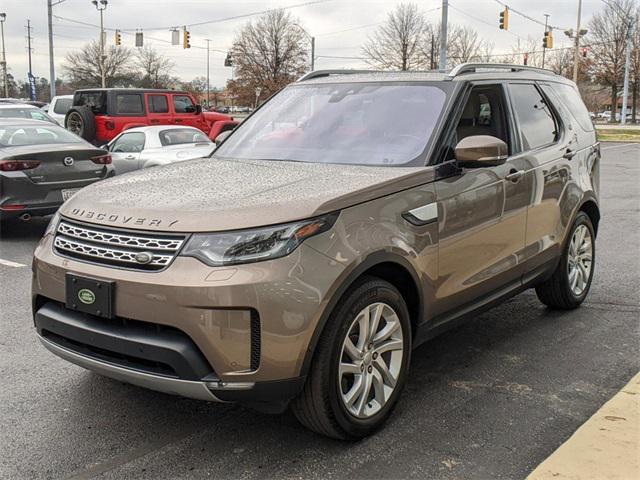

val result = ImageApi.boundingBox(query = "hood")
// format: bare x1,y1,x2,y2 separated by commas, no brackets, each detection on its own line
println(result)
60,157,435,232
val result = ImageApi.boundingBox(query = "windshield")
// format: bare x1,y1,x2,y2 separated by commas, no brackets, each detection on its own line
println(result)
214,82,449,166
0,125,84,147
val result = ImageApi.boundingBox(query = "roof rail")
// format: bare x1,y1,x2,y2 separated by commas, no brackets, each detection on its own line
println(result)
448,63,557,78
297,69,378,82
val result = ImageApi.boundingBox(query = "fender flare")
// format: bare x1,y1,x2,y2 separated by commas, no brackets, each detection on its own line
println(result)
297,250,424,378
208,120,239,141
122,123,147,131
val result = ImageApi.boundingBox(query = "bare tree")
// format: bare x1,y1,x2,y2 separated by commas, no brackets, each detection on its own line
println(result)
63,41,133,88
362,3,428,70
448,25,493,65
587,0,635,121
227,9,308,105
135,47,175,88
547,47,575,78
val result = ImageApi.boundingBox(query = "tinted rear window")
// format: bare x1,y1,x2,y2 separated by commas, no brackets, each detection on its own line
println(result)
509,84,558,151
550,83,594,132
53,98,72,115
76,91,107,114
116,94,144,114
149,95,169,113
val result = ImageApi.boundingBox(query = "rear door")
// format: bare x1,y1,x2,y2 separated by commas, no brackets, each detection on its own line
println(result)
146,93,172,126
108,131,145,174
505,82,568,278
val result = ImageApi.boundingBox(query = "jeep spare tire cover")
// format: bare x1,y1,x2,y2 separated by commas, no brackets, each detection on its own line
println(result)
65,106,97,142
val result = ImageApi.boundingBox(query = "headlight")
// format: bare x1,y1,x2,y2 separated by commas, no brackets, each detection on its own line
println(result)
44,212,60,236
181,213,338,266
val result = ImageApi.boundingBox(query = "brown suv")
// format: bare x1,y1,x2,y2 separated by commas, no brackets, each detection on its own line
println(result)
32,64,600,439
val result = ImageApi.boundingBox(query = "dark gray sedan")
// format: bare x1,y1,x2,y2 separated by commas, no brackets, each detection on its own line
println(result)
0,118,113,222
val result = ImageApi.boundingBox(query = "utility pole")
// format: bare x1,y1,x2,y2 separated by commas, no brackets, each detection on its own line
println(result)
572,0,582,84
438,0,448,71
0,13,8,98
430,33,435,70
541,14,549,69
26,20,33,75
311,36,315,71
205,39,210,107
47,1,55,99
620,24,632,125
92,0,108,88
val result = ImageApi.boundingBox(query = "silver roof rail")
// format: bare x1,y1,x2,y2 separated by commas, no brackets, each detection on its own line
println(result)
297,69,379,82
448,63,557,78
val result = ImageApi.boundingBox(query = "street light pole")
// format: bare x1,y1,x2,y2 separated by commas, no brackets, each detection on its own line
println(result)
620,27,632,125
0,13,8,97
92,0,108,88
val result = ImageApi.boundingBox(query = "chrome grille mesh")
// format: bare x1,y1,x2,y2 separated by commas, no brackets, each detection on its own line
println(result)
54,220,185,271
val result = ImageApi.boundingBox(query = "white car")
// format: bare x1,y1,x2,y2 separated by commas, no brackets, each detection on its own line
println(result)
0,103,58,124
103,125,216,175
42,95,73,125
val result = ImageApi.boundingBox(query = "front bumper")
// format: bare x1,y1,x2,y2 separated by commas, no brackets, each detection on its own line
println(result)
32,230,345,403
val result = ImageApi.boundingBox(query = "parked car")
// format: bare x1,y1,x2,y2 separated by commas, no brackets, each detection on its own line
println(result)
0,103,58,124
32,64,600,439
0,118,112,222
64,88,238,145
104,126,215,175
0,98,48,108
42,95,73,125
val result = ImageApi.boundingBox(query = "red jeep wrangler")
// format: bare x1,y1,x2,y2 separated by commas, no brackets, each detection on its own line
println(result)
64,88,237,144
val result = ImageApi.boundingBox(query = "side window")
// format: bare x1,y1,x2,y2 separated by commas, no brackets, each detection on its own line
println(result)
173,95,196,113
115,94,144,115
53,98,72,115
509,84,559,151
28,110,52,122
549,83,594,132
111,132,145,153
148,95,169,113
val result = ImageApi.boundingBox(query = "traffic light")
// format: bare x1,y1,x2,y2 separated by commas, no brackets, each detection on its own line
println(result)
543,30,553,49
523,53,528,66
114,29,121,46
224,52,233,67
581,47,588,58
183,28,191,49
499,8,509,30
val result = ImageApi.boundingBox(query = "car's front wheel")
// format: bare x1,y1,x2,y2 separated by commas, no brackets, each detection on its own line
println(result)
292,277,411,439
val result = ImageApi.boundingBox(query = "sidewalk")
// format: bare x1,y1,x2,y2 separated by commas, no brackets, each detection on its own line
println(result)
528,372,640,480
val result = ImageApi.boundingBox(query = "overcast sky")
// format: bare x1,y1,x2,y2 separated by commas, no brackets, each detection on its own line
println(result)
2,0,605,89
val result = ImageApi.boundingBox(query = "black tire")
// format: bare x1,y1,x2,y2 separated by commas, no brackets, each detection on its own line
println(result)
65,106,96,142
291,276,412,440
535,212,596,309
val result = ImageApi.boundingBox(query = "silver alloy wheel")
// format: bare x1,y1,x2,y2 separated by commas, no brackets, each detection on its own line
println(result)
338,302,404,419
567,224,593,296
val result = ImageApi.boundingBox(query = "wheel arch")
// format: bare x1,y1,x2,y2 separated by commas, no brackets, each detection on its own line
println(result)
579,198,600,236
298,251,424,378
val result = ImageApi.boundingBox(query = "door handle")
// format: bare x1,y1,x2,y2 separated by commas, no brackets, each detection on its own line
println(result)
125,155,136,160
174,119,183,123
150,119,160,124
505,169,525,182
563,148,575,160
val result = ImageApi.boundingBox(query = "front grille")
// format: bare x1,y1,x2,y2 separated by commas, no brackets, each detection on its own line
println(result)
54,219,186,271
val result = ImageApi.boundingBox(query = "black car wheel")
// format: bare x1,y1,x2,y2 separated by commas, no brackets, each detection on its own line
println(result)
65,106,96,142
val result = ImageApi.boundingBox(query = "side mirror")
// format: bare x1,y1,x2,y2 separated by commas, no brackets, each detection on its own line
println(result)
195,104,202,114
455,135,508,168
100,144,109,151
214,130,233,147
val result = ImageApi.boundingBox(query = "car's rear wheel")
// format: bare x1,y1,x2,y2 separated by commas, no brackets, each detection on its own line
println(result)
292,277,411,439
535,212,595,309
65,106,96,142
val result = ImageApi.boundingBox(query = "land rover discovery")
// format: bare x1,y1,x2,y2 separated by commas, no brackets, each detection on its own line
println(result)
32,64,600,439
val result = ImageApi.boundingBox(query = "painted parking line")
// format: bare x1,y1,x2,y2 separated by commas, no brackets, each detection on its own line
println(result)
527,372,640,480
601,143,639,151
0,258,27,268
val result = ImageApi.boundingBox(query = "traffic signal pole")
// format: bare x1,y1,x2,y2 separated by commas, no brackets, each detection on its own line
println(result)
47,0,56,99
572,0,582,84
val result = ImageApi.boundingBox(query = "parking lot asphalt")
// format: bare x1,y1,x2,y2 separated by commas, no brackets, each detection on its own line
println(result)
1,143,639,480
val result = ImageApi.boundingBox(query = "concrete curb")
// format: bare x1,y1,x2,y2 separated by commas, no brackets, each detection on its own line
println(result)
528,372,640,480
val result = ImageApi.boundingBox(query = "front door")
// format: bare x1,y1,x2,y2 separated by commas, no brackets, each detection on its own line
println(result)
433,84,531,319
109,131,145,174
171,94,203,130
